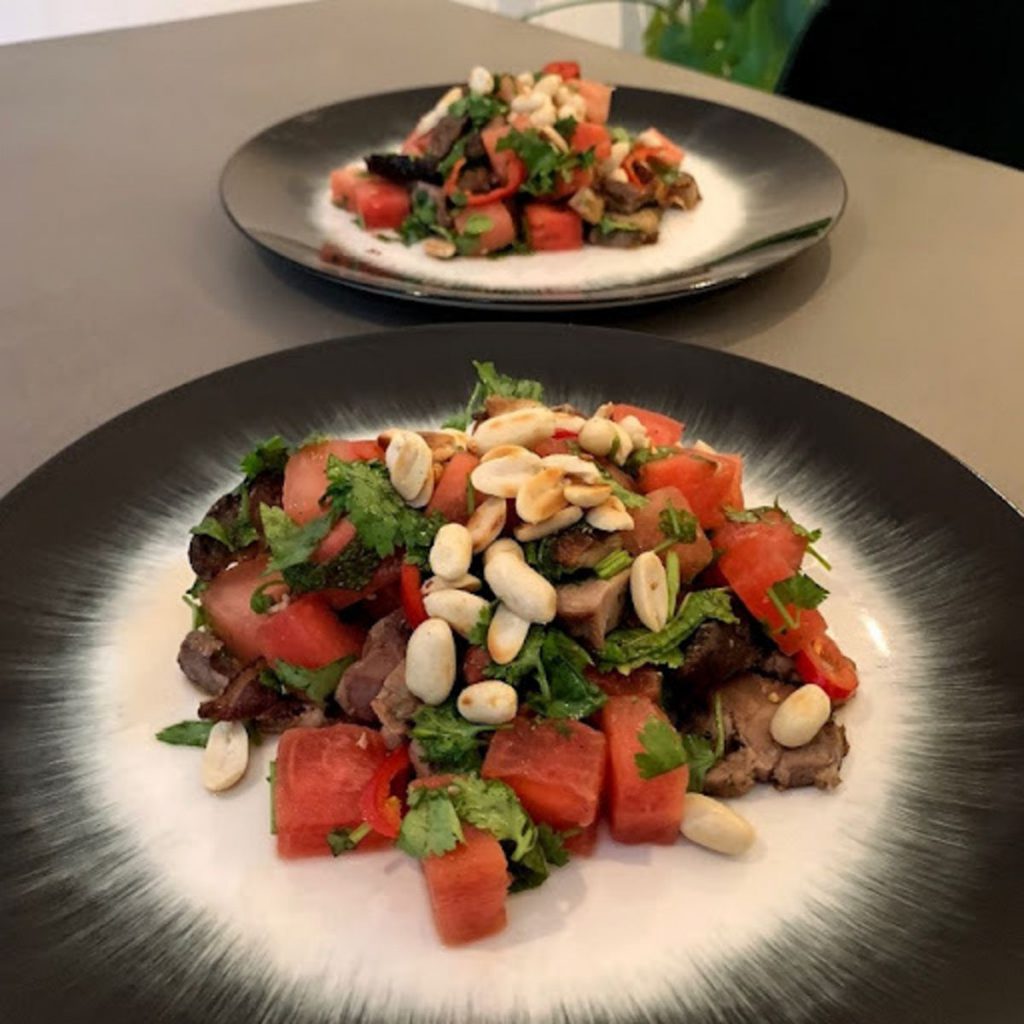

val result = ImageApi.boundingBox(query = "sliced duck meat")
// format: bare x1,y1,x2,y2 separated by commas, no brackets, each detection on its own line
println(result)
556,570,630,649
371,658,422,748
462,130,487,162
424,114,468,159
456,164,495,195
198,661,316,730
684,674,848,797
335,609,410,722
674,618,762,691
187,471,283,581
551,526,623,572
758,649,800,683
366,153,441,185
666,171,701,211
177,629,241,696
600,177,654,214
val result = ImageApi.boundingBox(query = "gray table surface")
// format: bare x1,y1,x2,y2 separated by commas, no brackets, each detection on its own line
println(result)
2,0,1022,505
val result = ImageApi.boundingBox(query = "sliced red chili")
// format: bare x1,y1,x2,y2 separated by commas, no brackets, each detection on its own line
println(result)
400,562,428,628
359,745,412,840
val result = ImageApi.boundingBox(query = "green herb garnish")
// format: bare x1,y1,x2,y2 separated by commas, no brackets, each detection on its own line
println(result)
239,436,289,481
443,360,544,431
156,720,214,747
410,701,499,774
327,822,372,856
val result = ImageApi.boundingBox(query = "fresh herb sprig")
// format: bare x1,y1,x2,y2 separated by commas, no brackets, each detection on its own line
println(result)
443,360,544,431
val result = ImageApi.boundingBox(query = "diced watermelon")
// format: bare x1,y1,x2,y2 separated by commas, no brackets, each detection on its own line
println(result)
585,665,662,703
313,517,357,564
275,724,389,858
575,80,613,124
713,507,806,573
258,594,366,669
283,439,383,525
622,486,713,582
422,824,509,945
638,450,744,531
426,452,480,524
482,717,606,830
329,165,366,208
600,696,687,844
569,121,612,162
609,403,683,446
202,557,283,662
353,179,411,231
524,204,584,251
454,202,517,255
412,775,509,945
563,819,599,857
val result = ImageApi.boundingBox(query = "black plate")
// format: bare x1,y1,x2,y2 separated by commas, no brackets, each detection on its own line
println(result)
220,86,846,309
3,324,1023,1024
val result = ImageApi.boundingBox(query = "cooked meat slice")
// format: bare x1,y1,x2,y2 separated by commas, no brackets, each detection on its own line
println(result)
758,649,800,683
595,459,636,494
667,171,701,211
483,395,543,418
366,153,441,185
774,723,849,790
198,661,298,722
409,739,435,778
371,658,422,748
258,705,328,733
674,618,761,691
424,114,468,159
187,472,283,581
588,209,662,249
601,177,654,213
551,526,622,571
457,164,494,194
463,130,486,161
187,491,251,581
177,630,241,696
556,570,630,649
685,674,848,797
335,609,409,722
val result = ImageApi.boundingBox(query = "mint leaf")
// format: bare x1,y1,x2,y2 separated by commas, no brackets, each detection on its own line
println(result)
156,720,214,747
599,588,737,673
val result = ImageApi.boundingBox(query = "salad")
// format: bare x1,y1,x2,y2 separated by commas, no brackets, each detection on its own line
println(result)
324,61,701,261
166,363,857,946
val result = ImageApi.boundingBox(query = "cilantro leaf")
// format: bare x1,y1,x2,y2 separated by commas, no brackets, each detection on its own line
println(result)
280,536,381,595
190,490,259,552
598,468,648,509
723,502,830,570
182,581,209,630
156,720,214,747
327,822,372,856
239,436,289,480
447,92,508,128
261,505,334,571
467,602,495,647
767,572,829,629
599,588,738,673
597,215,646,236
496,127,594,196
609,126,632,145
654,503,698,549
323,457,444,566
399,189,454,247
626,445,678,472
594,548,633,580
410,702,498,774
523,533,590,582
486,625,547,687
683,693,726,793
437,137,467,178
271,656,356,704
450,777,535,861
443,360,544,431
635,717,686,779
528,630,606,720
397,786,464,858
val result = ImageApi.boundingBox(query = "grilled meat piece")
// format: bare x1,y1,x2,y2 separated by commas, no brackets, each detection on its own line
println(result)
366,153,441,185
424,114,468,159
684,674,848,797
550,526,622,572
177,630,241,697
335,609,409,722
371,658,421,748
600,177,654,213
675,618,762,692
588,208,662,249
198,661,322,731
456,164,494,195
556,570,630,649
